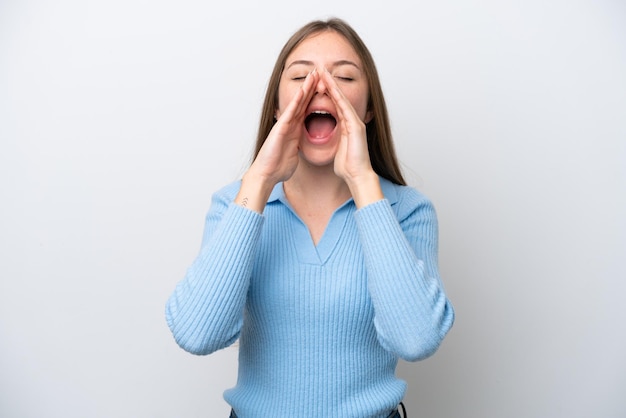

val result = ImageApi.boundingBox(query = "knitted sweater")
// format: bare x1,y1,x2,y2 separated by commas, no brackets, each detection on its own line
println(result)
165,177,454,417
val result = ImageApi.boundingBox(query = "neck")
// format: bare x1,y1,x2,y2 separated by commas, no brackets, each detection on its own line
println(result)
284,161,351,207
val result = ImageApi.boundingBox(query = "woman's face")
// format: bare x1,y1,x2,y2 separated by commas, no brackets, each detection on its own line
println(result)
277,30,372,167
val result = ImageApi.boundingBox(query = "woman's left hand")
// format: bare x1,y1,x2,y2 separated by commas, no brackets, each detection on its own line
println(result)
321,68,383,207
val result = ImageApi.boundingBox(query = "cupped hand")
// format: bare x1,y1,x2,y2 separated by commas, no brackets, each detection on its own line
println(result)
248,69,320,186
320,68,376,185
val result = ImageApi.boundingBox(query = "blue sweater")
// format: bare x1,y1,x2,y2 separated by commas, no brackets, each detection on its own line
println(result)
166,177,454,417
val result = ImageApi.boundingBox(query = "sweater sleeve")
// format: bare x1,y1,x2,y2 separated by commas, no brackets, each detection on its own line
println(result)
354,192,454,361
165,186,264,355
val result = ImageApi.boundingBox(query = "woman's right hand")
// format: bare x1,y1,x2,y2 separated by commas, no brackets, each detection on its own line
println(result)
251,68,319,184
235,69,319,212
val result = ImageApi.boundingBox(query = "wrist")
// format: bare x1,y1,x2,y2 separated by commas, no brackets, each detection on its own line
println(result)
235,170,276,213
346,171,384,208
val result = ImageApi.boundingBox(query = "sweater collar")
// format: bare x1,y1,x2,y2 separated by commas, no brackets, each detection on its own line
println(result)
267,176,399,205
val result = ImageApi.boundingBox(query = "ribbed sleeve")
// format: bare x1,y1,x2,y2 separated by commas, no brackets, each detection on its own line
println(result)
166,195,264,355
355,196,454,361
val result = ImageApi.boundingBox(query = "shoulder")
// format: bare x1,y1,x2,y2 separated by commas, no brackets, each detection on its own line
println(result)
201,180,242,221
380,177,437,222
211,180,242,203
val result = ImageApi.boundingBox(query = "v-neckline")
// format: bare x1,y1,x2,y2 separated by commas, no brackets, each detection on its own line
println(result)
280,195,354,265
262,177,399,264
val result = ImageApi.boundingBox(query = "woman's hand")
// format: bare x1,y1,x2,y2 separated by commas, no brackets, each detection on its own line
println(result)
235,69,319,213
251,68,319,185
322,68,383,207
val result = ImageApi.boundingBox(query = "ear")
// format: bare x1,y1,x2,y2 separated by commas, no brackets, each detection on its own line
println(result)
364,109,374,124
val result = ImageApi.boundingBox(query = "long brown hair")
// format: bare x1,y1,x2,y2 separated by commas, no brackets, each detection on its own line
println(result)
253,18,406,186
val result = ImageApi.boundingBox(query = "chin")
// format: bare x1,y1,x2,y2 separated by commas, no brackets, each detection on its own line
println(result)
298,149,337,168
298,134,340,167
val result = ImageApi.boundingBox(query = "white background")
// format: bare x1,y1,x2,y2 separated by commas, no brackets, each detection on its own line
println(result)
1,0,625,417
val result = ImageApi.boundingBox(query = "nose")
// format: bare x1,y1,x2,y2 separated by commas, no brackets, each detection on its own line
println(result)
314,76,328,96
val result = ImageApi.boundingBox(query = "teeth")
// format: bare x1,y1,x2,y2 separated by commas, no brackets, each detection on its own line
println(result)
311,110,330,115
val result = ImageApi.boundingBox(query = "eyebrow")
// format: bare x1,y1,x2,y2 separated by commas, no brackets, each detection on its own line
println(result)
286,59,362,71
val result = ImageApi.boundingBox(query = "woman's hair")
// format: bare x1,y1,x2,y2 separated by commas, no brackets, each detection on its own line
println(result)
253,17,406,186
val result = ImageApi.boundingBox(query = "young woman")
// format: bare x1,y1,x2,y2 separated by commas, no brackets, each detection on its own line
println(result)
166,18,455,418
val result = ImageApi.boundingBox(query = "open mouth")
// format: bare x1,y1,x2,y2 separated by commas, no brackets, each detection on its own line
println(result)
305,110,337,139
